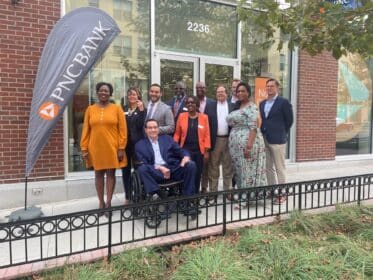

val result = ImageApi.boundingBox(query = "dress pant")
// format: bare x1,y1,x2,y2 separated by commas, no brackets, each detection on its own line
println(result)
264,139,286,185
208,136,232,192
121,147,133,200
200,161,209,193
137,161,196,196
188,150,204,194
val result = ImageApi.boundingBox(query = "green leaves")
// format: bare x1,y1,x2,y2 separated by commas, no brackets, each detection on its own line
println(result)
238,0,373,59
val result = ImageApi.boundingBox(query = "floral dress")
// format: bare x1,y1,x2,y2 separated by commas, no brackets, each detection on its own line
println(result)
226,103,267,188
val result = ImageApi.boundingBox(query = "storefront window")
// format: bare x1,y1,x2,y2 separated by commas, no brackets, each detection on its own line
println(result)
336,54,372,155
241,24,292,101
241,23,292,158
155,0,237,58
65,0,150,172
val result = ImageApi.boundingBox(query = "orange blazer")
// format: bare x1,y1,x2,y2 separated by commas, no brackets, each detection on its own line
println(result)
173,112,211,155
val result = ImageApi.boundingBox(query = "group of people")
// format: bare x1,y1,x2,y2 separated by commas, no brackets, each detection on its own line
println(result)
80,78,293,214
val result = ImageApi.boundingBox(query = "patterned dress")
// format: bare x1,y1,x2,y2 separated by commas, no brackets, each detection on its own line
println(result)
226,103,267,188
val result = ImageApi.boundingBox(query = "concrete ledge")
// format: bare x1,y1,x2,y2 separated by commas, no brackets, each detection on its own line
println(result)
0,179,124,210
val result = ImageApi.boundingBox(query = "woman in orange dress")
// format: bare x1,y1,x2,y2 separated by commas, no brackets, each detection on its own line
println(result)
81,82,127,215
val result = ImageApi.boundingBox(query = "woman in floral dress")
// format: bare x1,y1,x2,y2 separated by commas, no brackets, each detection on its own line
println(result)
226,82,267,192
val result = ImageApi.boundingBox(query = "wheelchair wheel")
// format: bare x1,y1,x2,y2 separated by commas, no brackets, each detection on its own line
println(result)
145,200,163,228
131,171,144,203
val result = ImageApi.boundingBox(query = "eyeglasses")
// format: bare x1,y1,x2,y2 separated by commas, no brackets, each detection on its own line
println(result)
186,101,196,104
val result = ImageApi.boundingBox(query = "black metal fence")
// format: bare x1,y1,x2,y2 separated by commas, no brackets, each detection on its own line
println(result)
0,174,372,269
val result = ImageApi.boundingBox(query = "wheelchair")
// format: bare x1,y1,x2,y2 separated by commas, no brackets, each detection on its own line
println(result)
129,170,184,229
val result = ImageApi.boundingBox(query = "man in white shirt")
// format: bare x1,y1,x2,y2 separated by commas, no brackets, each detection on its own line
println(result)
207,85,234,193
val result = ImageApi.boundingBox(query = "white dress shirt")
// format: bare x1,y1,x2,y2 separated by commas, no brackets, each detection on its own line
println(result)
264,94,278,118
149,138,166,166
217,101,229,136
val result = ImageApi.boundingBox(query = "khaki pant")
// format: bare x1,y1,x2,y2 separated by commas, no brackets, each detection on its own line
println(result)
208,137,232,192
265,140,286,185
201,163,209,193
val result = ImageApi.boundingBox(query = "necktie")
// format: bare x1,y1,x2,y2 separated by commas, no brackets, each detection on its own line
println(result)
147,103,154,119
173,99,180,116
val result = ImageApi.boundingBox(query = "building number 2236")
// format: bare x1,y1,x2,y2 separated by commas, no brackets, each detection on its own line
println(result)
187,21,210,33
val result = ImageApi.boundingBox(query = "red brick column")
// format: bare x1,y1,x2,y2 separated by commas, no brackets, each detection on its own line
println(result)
0,1,63,183
296,50,338,161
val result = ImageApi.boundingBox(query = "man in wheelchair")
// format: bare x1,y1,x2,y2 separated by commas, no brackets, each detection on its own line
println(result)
135,119,199,216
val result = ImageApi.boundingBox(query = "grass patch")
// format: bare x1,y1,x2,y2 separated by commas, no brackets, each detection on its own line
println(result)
28,205,373,280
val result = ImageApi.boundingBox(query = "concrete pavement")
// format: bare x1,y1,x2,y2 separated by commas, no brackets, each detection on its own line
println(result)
0,158,372,279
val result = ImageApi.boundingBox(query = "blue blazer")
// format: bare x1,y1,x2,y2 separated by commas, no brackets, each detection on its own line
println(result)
259,96,293,144
135,135,190,170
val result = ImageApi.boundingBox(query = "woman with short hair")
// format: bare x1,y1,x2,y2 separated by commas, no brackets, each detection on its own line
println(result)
81,82,127,216
174,95,211,194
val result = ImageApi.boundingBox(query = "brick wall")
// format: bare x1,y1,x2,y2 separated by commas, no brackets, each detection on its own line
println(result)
0,0,62,183
296,50,338,161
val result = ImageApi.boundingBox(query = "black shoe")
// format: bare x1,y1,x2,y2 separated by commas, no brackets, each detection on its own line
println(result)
160,212,172,220
183,208,201,216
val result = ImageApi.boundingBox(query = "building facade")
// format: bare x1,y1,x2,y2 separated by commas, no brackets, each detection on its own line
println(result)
0,0,372,205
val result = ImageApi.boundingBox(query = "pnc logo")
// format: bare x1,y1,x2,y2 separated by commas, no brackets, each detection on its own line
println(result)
38,102,59,120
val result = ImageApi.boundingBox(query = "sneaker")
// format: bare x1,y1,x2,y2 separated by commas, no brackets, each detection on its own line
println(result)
151,193,160,201
273,196,287,205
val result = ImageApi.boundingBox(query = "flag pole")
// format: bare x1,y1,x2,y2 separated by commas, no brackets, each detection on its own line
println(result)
24,176,28,211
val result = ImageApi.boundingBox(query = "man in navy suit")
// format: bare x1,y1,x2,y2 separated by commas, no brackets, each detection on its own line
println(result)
167,81,187,122
195,81,215,193
259,79,293,193
135,119,196,199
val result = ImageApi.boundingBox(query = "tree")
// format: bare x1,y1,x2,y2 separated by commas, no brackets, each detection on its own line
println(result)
238,0,372,59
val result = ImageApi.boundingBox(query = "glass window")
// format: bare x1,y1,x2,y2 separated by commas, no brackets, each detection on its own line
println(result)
241,23,292,158
336,54,372,155
113,36,132,57
241,25,291,101
65,0,150,172
88,0,98,7
155,0,237,58
113,0,133,21
205,64,233,99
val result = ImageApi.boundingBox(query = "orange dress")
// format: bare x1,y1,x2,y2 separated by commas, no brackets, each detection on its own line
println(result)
80,103,127,170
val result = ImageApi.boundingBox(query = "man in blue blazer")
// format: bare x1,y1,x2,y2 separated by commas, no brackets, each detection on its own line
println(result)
259,79,293,195
135,119,196,199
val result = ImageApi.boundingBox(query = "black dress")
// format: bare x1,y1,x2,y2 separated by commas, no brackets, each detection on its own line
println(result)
121,104,146,200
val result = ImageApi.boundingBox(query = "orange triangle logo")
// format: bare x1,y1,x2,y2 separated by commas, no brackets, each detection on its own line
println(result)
38,102,59,120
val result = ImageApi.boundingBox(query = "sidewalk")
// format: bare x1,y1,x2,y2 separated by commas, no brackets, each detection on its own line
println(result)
0,159,372,279
1,158,372,222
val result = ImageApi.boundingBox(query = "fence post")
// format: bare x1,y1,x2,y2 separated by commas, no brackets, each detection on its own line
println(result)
357,176,362,206
222,193,227,236
298,183,302,210
108,209,112,261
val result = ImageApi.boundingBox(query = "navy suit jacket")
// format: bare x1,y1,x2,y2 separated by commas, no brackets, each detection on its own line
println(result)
135,135,190,171
259,96,293,144
205,100,235,150
167,96,187,122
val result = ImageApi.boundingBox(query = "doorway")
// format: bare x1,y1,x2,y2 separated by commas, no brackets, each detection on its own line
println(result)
153,52,239,102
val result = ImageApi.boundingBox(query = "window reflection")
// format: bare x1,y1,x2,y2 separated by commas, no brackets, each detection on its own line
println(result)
241,25,291,101
65,0,150,172
155,0,237,58
336,54,372,155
